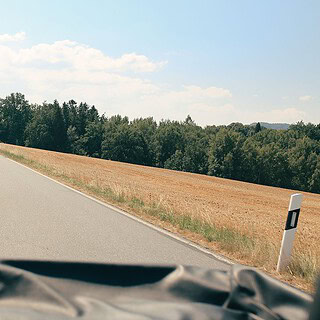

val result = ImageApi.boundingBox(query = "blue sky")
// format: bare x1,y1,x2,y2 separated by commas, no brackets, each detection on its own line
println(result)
0,0,319,125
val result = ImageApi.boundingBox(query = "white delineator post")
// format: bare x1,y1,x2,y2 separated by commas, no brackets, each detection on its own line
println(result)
277,193,303,272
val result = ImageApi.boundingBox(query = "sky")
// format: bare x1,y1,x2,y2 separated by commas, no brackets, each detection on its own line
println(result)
0,0,319,126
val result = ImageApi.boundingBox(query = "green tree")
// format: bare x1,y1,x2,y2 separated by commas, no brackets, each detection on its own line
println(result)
289,121,320,141
241,138,260,183
131,117,157,166
25,104,53,150
81,120,104,157
228,122,253,137
0,93,32,145
164,150,184,171
288,137,320,191
153,120,185,167
66,126,86,155
181,117,209,173
208,129,244,179
255,122,262,133
101,115,148,164
309,157,320,193
25,101,67,152
257,143,291,188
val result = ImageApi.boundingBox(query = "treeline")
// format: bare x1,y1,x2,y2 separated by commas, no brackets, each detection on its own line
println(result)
1,93,320,193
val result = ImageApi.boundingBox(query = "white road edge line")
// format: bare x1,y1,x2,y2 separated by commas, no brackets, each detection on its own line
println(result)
3,155,232,266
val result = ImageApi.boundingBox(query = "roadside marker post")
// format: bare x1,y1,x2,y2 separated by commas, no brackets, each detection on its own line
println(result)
277,193,303,272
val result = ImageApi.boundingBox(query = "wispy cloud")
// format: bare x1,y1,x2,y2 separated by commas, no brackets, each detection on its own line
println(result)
8,40,166,73
252,107,306,123
299,95,312,102
185,106,307,127
0,32,26,42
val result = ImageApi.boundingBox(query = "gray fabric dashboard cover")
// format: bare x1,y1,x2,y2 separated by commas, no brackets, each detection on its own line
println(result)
0,260,314,319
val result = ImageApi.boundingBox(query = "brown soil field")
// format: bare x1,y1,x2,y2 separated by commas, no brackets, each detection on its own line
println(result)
1,143,319,291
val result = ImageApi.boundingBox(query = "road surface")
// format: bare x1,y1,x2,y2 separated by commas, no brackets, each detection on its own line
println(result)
0,155,229,270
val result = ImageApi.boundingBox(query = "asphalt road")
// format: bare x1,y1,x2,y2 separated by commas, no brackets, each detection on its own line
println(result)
0,155,230,270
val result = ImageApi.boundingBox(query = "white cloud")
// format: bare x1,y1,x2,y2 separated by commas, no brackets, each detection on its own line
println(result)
0,32,26,42
8,40,166,73
253,107,306,123
182,105,307,126
187,103,237,126
299,95,312,102
121,85,233,124
183,85,232,98
229,107,307,125
143,85,231,107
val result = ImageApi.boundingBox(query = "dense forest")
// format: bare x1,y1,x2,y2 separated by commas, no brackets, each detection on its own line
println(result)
1,93,320,193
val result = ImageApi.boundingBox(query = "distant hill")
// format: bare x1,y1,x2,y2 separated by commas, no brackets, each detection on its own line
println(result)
251,122,290,130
